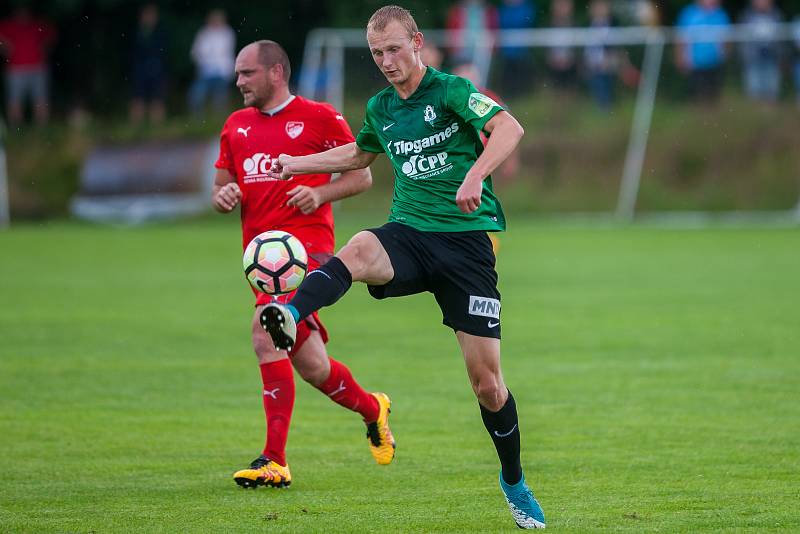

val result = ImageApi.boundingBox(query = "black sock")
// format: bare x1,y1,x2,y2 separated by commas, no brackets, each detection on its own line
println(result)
480,389,523,486
290,256,352,321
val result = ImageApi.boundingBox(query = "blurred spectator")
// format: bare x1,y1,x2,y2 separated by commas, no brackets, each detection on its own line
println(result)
546,0,578,91
420,41,444,70
130,4,168,124
635,0,661,26
446,0,498,86
498,0,536,98
0,7,56,126
583,0,617,110
738,0,784,103
676,0,731,103
188,9,235,117
452,61,520,181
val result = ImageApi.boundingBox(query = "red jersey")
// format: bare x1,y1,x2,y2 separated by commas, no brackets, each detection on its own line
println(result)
215,96,355,259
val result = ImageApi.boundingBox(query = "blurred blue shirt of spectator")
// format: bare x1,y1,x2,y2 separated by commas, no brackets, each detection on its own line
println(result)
499,0,535,59
677,0,731,71
498,0,536,97
793,16,800,105
738,0,784,103
584,0,616,110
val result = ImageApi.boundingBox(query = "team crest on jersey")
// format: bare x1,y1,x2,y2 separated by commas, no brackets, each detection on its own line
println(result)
423,105,437,124
285,121,304,139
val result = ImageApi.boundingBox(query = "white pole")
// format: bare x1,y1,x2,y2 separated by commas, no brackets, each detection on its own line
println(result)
327,33,345,113
0,120,8,228
616,32,665,221
299,30,325,99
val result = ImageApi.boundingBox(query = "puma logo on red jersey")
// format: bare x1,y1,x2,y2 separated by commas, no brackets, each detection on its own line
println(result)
237,126,252,137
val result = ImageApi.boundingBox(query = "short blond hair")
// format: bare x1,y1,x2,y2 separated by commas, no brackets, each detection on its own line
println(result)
367,5,418,39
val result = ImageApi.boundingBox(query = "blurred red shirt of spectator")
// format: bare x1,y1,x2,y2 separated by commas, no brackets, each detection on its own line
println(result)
0,8,57,71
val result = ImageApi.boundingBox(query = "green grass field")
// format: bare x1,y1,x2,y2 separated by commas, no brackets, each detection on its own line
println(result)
1,216,799,533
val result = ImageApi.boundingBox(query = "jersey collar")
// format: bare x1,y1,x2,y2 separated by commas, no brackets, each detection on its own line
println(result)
261,95,296,116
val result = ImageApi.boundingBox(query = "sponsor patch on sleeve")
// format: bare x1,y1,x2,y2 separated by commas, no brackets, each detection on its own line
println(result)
468,93,499,118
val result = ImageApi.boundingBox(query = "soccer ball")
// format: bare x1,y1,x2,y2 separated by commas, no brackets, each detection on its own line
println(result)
243,230,308,295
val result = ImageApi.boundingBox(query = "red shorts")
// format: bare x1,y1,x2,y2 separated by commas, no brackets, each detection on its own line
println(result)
252,257,329,354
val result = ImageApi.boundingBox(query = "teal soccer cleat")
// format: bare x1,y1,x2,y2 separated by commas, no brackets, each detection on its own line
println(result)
499,472,546,529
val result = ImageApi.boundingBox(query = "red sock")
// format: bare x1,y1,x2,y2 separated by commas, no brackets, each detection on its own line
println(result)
316,357,380,422
259,359,295,466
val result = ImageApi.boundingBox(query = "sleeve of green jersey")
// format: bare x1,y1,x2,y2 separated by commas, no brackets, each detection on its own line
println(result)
355,99,385,154
446,76,505,133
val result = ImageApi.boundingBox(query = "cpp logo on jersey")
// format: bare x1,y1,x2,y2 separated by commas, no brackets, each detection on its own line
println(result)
468,296,500,319
242,153,274,183
401,152,452,180
285,121,304,139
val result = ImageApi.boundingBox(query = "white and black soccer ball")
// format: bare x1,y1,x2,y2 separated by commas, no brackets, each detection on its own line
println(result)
243,230,308,295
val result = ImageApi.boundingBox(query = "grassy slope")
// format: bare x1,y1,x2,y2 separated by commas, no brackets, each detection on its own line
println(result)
0,216,798,532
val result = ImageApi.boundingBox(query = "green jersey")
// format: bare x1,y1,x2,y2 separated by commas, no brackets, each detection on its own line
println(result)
356,67,507,232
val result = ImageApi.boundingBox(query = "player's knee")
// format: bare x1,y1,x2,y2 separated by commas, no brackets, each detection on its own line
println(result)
338,231,392,284
253,338,282,364
294,357,328,387
289,332,330,386
472,376,506,411
338,232,377,280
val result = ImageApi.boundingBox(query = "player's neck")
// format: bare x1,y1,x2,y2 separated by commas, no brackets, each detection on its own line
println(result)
259,87,293,114
394,65,428,100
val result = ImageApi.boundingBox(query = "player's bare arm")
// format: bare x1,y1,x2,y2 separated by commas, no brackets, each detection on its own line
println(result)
456,111,524,214
268,142,378,180
211,168,242,213
286,167,373,215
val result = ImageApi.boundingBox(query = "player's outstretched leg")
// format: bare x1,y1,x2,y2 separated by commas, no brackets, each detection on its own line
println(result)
260,256,353,350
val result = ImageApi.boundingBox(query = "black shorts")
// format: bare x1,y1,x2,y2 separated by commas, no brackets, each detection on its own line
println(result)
366,222,501,339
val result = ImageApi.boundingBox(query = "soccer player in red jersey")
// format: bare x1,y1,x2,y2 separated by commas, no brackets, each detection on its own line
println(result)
212,40,395,489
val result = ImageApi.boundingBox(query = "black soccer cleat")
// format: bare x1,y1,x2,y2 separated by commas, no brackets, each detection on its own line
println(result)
259,303,297,351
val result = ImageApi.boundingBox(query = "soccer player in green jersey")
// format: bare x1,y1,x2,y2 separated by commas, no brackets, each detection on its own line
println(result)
260,5,545,529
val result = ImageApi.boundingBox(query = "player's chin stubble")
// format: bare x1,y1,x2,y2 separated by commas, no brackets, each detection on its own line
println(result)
243,91,262,108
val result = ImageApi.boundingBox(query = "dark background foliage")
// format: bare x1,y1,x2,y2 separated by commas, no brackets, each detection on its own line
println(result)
4,0,798,115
